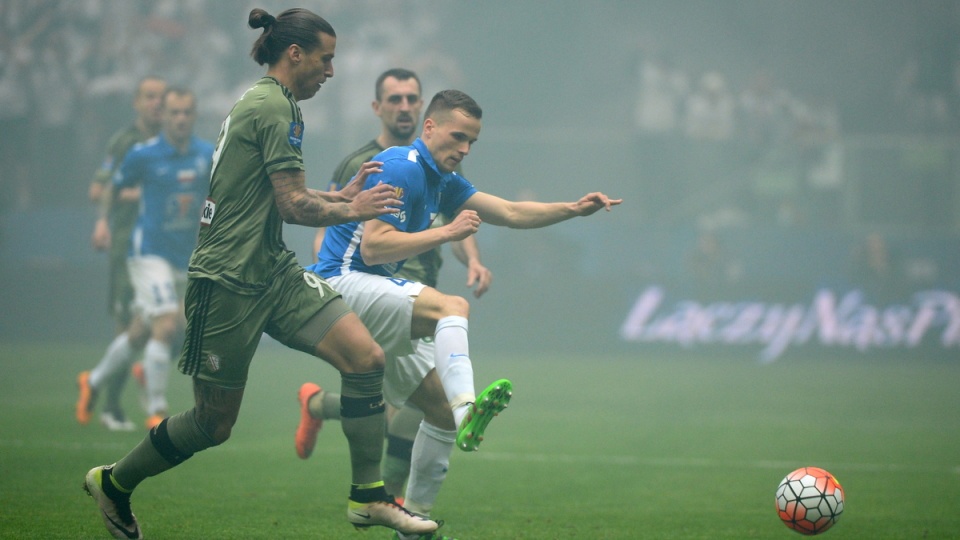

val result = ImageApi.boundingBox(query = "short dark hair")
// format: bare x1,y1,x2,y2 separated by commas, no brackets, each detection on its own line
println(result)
374,68,421,101
248,8,335,66
424,90,482,121
162,87,195,108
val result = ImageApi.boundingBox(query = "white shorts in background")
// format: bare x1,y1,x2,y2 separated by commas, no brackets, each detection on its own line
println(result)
384,339,435,409
325,271,432,407
127,255,186,319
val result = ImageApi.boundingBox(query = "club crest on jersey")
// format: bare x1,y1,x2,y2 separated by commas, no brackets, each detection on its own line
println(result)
206,354,221,373
177,169,196,184
288,122,304,148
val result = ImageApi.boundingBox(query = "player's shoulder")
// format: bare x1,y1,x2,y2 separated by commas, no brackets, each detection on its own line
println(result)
331,140,381,187
125,135,162,159
105,125,141,153
379,145,422,170
338,140,382,169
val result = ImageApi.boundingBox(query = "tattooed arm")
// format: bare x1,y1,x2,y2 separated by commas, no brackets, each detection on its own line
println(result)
269,162,400,227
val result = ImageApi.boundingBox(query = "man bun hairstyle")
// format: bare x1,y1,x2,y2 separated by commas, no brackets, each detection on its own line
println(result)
248,7,336,66
424,89,483,121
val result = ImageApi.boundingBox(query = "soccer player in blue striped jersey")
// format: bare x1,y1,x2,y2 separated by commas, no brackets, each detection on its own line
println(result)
115,87,214,430
304,89,621,535
78,87,212,432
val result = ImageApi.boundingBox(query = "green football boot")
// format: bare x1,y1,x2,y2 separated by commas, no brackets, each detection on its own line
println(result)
456,378,512,452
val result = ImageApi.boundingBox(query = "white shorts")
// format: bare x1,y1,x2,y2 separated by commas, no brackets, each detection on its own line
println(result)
127,255,186,319
326,272,432,407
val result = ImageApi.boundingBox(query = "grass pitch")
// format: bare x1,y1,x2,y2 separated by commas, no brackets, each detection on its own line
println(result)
0,342,957,539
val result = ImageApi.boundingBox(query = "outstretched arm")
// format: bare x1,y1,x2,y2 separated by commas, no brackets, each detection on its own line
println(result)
463,191,622,229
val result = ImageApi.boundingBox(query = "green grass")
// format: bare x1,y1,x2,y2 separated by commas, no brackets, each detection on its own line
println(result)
1,342,958,539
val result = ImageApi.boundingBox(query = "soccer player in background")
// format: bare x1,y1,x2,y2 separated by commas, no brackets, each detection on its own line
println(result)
78,76,166,431
302,89,621,538
298,69,493,503
82,8,438,538
79,87,213,432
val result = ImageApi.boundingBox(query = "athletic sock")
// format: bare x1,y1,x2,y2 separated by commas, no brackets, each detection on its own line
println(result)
340,370,386,486
434,316,475,420
90,333,135,389
309,388,342,421
103,365,131,415
349,481,390,503
143,339,171,415
404,420,456,517
383,405,421,496
112,409,216,491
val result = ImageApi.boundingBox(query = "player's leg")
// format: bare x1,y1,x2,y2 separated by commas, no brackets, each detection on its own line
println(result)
78,313,148,429
412,287,512,452
402,368,457,520
127,256,184,429
85,277,255,539
383,403,424,500
273,269,438,536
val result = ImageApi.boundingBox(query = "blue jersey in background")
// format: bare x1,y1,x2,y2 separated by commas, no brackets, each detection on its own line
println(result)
114,133,214,270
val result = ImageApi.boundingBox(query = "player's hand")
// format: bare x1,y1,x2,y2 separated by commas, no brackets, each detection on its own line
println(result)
88,182,104,203
339,161,383,201
446,210,482,242
91,217,111,251
465,259,493,298
349,181,402,221
575,192,622,216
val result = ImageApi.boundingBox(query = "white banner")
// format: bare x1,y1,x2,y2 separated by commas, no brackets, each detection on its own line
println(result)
620,286,960,362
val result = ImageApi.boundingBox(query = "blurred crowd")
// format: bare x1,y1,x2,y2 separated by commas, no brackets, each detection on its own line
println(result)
631,30,960,231
1,0,958,234
0,0,462,214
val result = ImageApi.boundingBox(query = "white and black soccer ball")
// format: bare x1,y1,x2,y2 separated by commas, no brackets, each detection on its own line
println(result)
775,466,844,535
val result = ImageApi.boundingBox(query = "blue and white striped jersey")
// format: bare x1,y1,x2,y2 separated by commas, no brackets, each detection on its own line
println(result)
310,137,476,278
114,133,214,270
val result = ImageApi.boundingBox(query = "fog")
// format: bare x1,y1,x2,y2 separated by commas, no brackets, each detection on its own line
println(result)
2,0,959,356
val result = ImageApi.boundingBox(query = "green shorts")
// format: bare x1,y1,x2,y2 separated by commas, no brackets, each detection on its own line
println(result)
108,248,135,327
177,262,350,388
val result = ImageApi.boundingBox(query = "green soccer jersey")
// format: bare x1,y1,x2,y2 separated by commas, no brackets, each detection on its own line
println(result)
96,125,150,261
189,77,304,293
328,140,454,288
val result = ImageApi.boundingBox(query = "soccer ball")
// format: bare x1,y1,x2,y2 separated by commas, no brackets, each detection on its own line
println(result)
775,466,844,535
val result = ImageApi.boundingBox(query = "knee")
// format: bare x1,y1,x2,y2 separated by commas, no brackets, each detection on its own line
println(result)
359,343,386,373
340,341,385,375
440,294,469,319
128,320,150,349
195,410,235,446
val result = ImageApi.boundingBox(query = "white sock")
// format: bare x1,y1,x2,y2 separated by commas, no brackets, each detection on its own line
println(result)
404,420,456,517
89,333,135,388
434,316,475,427
143,339,171,415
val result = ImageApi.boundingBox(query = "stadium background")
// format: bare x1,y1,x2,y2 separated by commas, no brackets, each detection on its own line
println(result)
1,0,959,363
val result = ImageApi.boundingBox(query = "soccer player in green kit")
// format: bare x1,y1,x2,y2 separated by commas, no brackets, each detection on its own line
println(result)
83,8,438,539
298,69,493,505
79,76,166,431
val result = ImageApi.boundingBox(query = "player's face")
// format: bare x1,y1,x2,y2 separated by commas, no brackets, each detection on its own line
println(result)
423,108,481,173
162,93,196,145
291,31,335,101
373,77,422,143
134,79,167,130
